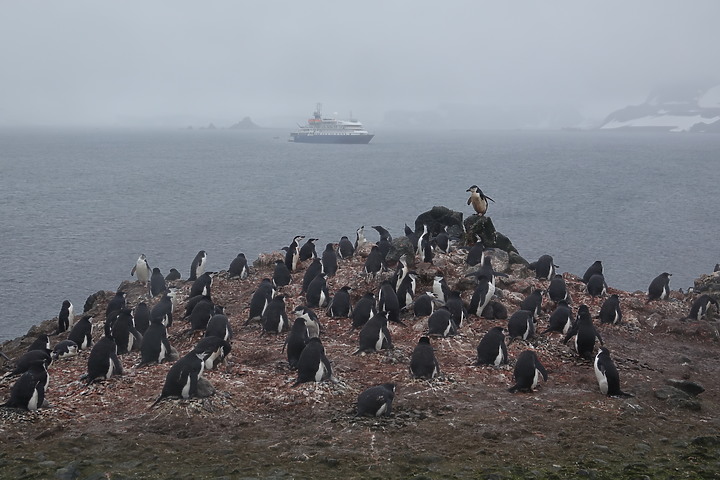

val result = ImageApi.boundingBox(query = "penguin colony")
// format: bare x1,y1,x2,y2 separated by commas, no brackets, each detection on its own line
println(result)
0,188,713,419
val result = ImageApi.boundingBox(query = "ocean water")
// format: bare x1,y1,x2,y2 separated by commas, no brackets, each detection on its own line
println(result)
1,127,719,342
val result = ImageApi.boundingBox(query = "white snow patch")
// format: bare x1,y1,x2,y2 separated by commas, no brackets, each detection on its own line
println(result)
601,114,720,132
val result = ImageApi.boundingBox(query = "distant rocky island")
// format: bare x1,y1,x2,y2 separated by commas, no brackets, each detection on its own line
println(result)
187,117,261,130
600,83,720,133
228,117,261,129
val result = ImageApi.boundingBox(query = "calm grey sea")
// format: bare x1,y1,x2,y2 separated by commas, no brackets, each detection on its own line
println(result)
1,128,719,341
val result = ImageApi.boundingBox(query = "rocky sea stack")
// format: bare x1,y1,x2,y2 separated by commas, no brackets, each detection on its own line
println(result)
1,206,719,479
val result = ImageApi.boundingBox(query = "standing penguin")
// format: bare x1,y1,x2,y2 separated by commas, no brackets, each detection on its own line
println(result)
391,255,410,292
149,268,167,297
507,310,535,342
466,236,486,267
351,292,376,330
363,245,384,280
476,326,508,366
396,272,417,311
189,271,214,298
548,274,568,303
285,235,305,272
687,294,720,321
86,322,123,384
542,300,573,335
410,337,440,379
58,300,74,333
586,273,607,297
582,261,603,284
68,315,94,350
355,226,369,250
106,291,127,317
508,350,548,393
378,280,402,324
205,306,232,341
285,318,309,369
647,272,672,301
2,358,49,411
293,337,332,386
599,294,622,325
529,255,557,280
356,311,393,353
228,253,249,280
152,290,175,329
433,227,450,254
111,308,142,355
594,347,633,397
272,259,292,288
432,272,450,305
299,238,318,262
445,290,466,328
563,304,604,360
321,243,338,277
469,274,495,317
262,294,289,334
133,302,151,335
139,314,175,367
357,383,396,417
427,307,458,337
466,185,495,216
338,235,355,259
302,258,323,294
306,273,330,309
327,285,352,318
246,278,275,325
131,254,151,284
189,250,207,281
520,289,544,321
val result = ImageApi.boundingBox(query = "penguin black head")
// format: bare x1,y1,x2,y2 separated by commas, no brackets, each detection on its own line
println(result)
466,185,479,192
418,336,431,345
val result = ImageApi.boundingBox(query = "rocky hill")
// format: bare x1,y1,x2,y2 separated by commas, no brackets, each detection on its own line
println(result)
1,209,719,479
600,83,720,132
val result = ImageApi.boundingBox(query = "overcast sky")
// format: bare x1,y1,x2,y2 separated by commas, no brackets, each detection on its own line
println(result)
1,1,718,127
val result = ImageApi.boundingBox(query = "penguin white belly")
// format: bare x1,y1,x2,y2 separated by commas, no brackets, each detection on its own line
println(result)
181,376,192,398
375,331,385,351
28,388,40,411
127,334,134,352
158,343,167,363
319,291,326,307
532,369,540,390
443,322,452,337
613,310,620,324
224,326,230,341
68,305,75,328
375,403,387,417
493,345,503,366
594,360,609,395
314,361,326,382
106,359,114,379
562,318,572,335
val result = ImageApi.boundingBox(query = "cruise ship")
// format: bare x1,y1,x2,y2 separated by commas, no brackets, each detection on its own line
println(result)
290,104,374,144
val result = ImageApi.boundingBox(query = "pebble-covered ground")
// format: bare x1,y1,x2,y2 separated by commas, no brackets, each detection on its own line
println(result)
1,237,720,479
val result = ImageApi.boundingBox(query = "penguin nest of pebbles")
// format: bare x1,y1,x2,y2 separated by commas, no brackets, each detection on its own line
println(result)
1,236,720,478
